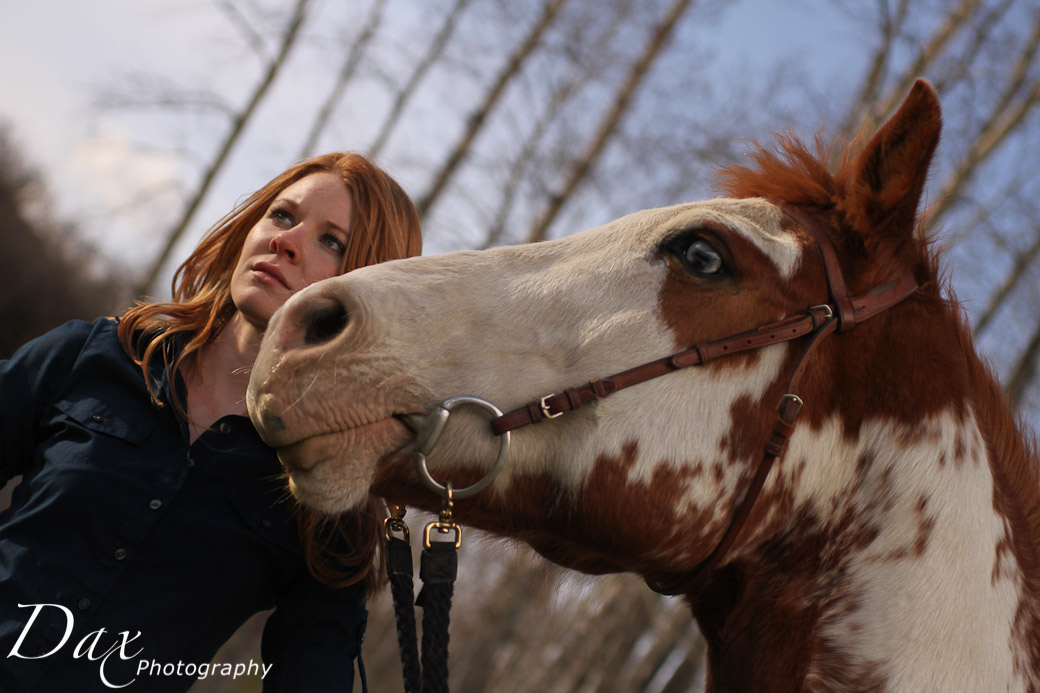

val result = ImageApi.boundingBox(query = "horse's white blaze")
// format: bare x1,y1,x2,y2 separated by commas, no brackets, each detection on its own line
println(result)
777,410,1026,690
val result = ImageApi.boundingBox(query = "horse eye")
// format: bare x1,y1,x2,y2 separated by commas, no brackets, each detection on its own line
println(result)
685,240,723,275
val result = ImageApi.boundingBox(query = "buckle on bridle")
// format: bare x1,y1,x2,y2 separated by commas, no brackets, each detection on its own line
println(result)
540,394,564,420
810,304,834,322
777,393,804,422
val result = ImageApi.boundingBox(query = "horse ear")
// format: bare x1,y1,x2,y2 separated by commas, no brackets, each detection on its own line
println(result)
845,79,942,251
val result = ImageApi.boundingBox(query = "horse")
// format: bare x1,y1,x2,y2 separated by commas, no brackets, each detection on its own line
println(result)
247,80,1040,691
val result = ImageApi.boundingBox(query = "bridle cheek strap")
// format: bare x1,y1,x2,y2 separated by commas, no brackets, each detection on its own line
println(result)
488,205,919,596
647,315,839,595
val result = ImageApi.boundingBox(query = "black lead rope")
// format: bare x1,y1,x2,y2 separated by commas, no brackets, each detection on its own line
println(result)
385,501,459,693
385,397,510,692
416,541,457,693
385,525,421,692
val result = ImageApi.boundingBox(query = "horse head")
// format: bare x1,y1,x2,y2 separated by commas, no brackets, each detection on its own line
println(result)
248,80,1040,690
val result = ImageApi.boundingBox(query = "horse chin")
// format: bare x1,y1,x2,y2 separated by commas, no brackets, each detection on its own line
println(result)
286,471,371,515
276,420,412,513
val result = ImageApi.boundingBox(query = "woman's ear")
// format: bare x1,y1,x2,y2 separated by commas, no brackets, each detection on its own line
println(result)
843,79,942,256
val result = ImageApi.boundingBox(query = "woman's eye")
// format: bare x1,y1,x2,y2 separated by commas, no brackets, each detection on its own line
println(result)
321,234,347,255
271,209,294,227
685,239,724,275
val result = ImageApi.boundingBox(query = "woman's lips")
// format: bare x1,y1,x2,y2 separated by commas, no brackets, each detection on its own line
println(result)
252,262,289,289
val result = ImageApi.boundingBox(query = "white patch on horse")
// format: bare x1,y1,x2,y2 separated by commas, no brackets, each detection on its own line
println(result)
778,410,1026,691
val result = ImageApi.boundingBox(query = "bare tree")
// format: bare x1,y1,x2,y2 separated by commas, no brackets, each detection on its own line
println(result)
1008,320,1040,411
416,0,571,218
368,0,475,160
297,0,389,157
136,0,311,296
481,0,638,247
525,0,696,243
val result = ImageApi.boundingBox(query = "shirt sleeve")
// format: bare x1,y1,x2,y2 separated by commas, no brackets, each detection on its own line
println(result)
0,319,97,485
260,572,369,692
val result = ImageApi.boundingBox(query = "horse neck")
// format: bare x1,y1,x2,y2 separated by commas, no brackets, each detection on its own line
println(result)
694,347,1040,692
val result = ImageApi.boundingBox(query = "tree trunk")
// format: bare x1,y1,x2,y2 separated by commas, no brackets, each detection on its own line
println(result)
416,0,571,219
137,0,311,297
297,0,389,157
525,0,695,244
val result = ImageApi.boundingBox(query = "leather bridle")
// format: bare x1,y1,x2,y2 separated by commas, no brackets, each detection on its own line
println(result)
487,203,920,596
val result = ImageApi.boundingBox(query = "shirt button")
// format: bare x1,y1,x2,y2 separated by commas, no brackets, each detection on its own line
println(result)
114,548,127,560
149,499,163,510
219,422,232,434
78,598,91,611
92,414,104,423
261,519,272,529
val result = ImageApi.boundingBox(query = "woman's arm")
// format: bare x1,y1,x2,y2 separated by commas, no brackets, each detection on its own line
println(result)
260,573,369,692
0,319,96,485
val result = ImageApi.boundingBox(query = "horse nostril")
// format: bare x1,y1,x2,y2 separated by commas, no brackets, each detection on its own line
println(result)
303,302,349,345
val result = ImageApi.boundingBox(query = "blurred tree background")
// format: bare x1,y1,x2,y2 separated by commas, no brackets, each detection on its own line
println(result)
3,0,1039,690
0,129,129,358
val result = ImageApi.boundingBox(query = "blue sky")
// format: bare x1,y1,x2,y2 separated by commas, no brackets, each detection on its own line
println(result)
0,0,861,273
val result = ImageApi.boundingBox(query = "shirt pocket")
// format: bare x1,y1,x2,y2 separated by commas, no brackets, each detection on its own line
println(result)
53,391,158,445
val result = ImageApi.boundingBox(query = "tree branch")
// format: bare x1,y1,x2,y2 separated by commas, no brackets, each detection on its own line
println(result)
368,0,473,159
137,0,311,296
297,0,389,157
1007,317,1040,412
525,0,695,243
417,0,571,219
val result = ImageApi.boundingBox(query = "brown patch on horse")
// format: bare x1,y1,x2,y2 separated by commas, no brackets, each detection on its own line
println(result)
697,503,888,692
377,442,730,576
656,216,817,357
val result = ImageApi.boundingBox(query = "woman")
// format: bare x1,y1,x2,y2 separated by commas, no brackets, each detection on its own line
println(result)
0,152,422,691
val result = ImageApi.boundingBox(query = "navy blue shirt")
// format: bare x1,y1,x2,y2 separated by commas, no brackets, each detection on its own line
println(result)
0,319,367,691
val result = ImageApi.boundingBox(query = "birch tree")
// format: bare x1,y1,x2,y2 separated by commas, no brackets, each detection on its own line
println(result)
135,0,311,296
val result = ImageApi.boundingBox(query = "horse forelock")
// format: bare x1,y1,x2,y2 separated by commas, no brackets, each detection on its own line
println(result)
716,130,836,198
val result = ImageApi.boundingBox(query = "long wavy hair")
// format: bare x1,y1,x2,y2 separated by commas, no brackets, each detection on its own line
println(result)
118,152,422,592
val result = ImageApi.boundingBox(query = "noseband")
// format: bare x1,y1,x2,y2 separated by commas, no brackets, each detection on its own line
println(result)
488,203,920,596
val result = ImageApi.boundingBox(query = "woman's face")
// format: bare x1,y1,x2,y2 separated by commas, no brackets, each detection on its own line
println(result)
230,172,354,330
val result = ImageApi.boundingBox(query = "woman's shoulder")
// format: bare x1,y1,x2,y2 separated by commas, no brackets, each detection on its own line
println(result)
1,318,126,424
6,317,117,368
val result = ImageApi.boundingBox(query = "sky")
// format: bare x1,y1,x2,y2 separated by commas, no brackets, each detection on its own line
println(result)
0,0,859,286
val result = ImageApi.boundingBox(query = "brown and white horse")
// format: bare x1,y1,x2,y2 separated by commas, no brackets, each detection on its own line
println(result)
248,80,1040,691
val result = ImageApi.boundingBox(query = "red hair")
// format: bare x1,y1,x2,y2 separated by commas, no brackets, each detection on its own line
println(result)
118,152,422,592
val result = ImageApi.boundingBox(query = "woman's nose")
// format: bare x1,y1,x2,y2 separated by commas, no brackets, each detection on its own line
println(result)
270,226,303,262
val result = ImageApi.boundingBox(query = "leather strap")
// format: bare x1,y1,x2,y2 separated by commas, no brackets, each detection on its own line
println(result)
646,316,838,595
780,205,857,331
490,273,916,436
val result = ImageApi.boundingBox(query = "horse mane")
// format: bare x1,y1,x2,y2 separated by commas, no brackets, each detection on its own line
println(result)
952,286,1040,582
